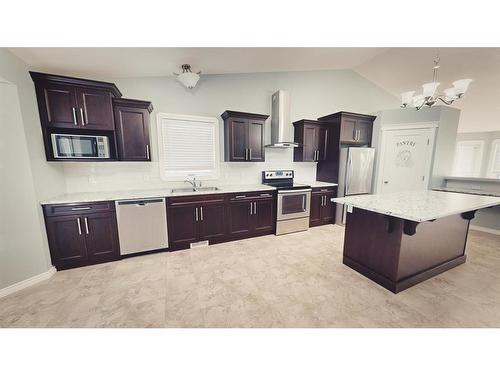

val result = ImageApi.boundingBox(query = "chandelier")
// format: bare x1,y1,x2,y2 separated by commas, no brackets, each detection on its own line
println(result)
400,56,472,110
174,64,201,89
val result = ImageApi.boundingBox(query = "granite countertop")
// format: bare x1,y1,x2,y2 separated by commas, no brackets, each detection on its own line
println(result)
433,187,500,197
41,184,276,205
301,181,338,188
333,190,500,222
444,176,500,184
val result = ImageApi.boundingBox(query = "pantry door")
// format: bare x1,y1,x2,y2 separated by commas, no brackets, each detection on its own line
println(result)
377,126,436,194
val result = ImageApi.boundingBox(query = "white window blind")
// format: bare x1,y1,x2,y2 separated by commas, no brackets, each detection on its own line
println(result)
452,140,484,177
488,139,500,178
157,113,220,181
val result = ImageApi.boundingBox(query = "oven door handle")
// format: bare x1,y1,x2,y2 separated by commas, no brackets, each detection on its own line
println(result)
278,189,312,194
302,195,306,211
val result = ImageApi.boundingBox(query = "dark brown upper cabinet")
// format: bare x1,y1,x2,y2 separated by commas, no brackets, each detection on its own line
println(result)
222,110,268,162
317,111,376,146
113,98,154,161
30,71,121,130
293,120,328,162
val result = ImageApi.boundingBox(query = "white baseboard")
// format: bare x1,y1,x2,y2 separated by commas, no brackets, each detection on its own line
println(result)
469,225,500,236
0,266,56,299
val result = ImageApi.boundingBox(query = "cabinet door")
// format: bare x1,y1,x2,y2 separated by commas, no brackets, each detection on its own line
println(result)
76,87,114,130
355,120,373,145
302,125,318,161
340,118,357,143
317,126,328,161
83,212,120,264
227,201,253,237
114,106,150,161
38,82,79,128
228,118,248,161
167,205,199,249
45,215,88,269
320,192,336,223
248,119,265,161
199,203,226,242
253,199,275,234
309,193,323,227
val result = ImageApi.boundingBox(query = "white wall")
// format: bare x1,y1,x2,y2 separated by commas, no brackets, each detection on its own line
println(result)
371,106,461,191
62,69,399,192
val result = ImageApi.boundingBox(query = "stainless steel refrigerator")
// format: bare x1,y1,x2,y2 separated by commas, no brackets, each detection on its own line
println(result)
336,147,375,225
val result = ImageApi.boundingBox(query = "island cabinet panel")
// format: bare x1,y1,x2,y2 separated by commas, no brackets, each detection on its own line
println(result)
342,207,468,293
43,201,120,270
309,187,337,227
113,98,153,161
222,110,269,162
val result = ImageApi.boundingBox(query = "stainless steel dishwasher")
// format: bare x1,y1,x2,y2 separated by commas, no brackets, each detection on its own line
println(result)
115,198,168,255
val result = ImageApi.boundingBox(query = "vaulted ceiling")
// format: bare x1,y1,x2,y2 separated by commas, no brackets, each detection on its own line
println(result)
9,47,500,133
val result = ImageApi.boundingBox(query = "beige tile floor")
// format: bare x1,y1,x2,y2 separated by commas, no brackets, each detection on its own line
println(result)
1,225,500,328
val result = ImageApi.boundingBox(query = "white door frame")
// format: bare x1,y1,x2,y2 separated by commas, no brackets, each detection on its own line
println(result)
374,122,437,193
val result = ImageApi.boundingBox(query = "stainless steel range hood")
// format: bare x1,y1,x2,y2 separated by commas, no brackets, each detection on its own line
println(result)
265,90,299,148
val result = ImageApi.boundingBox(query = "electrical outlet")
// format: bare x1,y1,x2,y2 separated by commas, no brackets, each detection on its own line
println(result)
88,175,96,184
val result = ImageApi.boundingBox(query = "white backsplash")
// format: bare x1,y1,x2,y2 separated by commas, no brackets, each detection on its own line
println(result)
63,147,318,193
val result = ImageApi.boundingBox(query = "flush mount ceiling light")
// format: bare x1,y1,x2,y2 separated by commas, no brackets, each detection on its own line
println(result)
400,55,472,110
173,64,201,89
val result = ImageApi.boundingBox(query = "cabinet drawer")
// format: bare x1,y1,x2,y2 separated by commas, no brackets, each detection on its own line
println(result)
43,201,115,217
312,187,336,194
226,191,275,202
167,194,225,207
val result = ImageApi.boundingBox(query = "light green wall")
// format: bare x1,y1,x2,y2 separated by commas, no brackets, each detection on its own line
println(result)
0,49,66,290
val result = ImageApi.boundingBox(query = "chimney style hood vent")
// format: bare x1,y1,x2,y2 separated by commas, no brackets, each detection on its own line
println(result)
265,90,299,148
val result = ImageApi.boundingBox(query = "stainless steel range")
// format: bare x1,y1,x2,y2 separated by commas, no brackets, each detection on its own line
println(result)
262,170,312,235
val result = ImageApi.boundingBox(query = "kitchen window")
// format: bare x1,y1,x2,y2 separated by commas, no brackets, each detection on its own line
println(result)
487,139,500,179
452,140,484,177
157,113,220,181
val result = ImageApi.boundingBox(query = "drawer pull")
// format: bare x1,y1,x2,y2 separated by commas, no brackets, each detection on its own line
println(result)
235,195,247,199
71,207,91,211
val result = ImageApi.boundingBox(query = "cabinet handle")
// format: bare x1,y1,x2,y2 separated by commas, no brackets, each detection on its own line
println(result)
146,145,150,159
80,108,85,126
235,195,246,199
200,206,203,221
353,129,356,140
302,196,306,211
253,202,257,214
195,207,199,221
321,196,324,206
77,218,82,235
249,148,252,161
84,217,89,234
249,202,253,215
71,207,91,211
72,107,77,126
244,148,248,161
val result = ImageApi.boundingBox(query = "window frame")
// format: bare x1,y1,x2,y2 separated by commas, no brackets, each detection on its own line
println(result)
452,140,484,177
156,112,220,182
487,139,500,179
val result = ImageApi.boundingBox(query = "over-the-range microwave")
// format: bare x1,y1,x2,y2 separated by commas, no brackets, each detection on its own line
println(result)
51,133,110,159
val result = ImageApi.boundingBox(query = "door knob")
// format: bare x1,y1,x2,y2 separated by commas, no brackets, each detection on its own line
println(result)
384,181,389,184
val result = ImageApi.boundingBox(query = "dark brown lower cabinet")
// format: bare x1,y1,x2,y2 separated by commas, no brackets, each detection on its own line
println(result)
43,202,120,270
309,187,337,227
226,192,275,240
167,194,227,250
168,191,276,251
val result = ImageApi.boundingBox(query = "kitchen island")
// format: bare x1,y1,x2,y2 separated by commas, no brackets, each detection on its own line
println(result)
333,191,500,293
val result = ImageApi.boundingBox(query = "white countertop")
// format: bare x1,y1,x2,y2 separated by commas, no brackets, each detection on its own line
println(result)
333,190,500,222
433,187,500,197
444,176,500,184
41,184,276,205
301,181,338,188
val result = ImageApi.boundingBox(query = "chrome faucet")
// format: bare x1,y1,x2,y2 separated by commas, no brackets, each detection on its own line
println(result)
184,175,199,190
